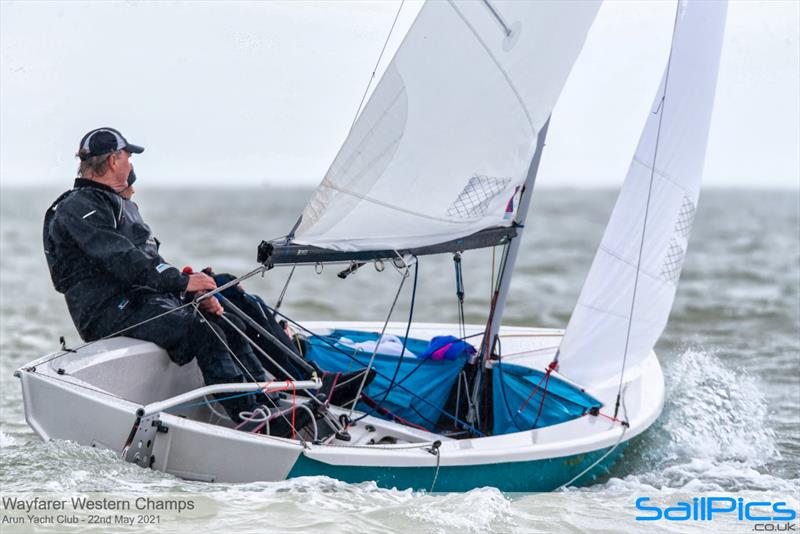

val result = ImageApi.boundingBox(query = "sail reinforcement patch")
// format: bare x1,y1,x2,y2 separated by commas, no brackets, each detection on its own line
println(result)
660,195,696,284
447,175,511,219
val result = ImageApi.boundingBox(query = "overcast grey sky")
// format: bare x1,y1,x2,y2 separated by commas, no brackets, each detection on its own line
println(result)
1,0,798,189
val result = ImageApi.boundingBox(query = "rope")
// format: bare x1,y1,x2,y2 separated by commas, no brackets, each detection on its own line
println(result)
430,443,442,492
178,388,331,442
289,380,297,440
513,369,550,416
498,332,565,338
615,0,682,419
237,405,272,424
360,393,428,431
496,345,525,433
275,265,296,310
530,369,553,429
407,403,441,430
216,306,298,380
347,0,406,131
498,345,560,359
354,259,418,423
208,293,344,434
204,395,233,422
37,262,331,443
243,293,314,375
235,405,272,435
196,266,267,303
454,370,462,424
222,294,344,434
555,386,630,491
498,328,559,432
297,403,318,442
169,386,336,441
557,425,628,491
37,266,266,368
190,302,307,447
322,372,341,408
480,0,512,36
347,255,410,419
461,370,478,430
374,330,486,393
261,304,485,436
321,440,436,451
231,382,307,440
232,381,320,441
167,390,264,411
470,239,512,429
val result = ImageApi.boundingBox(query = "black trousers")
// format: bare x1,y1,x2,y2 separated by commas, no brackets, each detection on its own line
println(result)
86,292,268,422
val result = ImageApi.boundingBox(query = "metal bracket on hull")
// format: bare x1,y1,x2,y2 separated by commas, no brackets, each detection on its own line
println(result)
122,414,167,469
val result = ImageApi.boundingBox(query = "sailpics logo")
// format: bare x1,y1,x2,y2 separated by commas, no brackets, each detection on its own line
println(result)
635,497,798,527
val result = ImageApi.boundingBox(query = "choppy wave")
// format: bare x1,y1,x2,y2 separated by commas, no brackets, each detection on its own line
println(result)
592,348,798,494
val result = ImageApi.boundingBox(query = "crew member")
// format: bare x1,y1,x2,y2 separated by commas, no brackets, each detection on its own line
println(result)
42,127,268,423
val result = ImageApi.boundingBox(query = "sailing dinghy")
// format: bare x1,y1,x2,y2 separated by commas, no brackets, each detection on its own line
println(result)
16,0,726,491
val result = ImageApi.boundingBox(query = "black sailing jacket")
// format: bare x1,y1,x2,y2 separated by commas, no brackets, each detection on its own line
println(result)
43,179,189,339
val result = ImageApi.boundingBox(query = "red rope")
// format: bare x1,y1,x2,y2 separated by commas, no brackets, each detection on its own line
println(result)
231,381,301,436
533,371,552,424
290,381,297,440
261,380,299,439
515,364,628,429
597,411,623,424
233,381,276,431
515,362,555,415
580,409,628,427
325,372,341,408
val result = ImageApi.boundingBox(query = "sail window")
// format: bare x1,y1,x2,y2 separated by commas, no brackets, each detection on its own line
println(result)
660,238,687,284
446,175,512,219
674,195,697,239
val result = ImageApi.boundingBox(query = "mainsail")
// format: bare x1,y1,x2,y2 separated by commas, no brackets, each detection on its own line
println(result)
556,0,727,387
290,0,601,253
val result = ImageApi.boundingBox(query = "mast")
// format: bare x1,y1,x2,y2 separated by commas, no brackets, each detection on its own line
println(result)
467,117,550,427
485,117,550,354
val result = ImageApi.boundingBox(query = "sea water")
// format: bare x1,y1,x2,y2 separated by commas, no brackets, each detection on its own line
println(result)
1,187,797,533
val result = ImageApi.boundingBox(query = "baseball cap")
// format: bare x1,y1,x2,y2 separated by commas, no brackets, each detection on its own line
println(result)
78,127,144,160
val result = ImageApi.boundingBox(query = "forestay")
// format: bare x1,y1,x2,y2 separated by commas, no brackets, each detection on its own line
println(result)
292,0,600,252
556,0,727,387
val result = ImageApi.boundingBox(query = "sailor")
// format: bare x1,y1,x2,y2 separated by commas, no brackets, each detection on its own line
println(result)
42,127,269,424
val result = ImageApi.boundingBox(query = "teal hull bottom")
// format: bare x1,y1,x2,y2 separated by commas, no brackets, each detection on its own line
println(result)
287,444,627,492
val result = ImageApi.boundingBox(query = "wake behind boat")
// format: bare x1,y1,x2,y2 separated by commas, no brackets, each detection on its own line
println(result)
16,0,726,492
